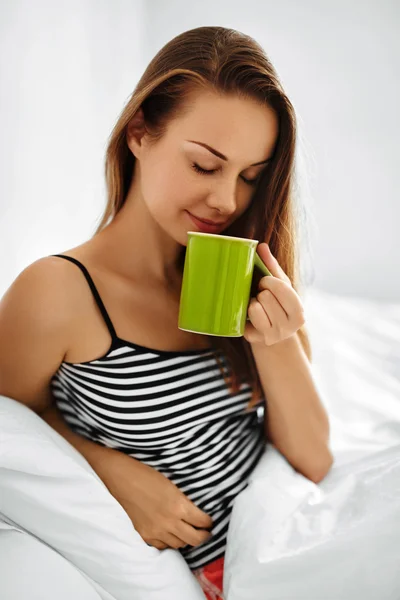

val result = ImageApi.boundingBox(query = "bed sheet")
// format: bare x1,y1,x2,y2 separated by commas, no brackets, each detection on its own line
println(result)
224,287,400,599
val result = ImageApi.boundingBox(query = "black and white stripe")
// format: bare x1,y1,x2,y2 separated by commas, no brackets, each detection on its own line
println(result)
51,341,266,570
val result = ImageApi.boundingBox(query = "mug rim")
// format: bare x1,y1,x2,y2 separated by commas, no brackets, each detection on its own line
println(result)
187,231,259,244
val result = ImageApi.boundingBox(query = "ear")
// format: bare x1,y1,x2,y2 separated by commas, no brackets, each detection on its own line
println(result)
126,107,148,159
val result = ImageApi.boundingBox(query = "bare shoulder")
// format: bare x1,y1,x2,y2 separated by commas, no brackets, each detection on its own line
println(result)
0,255,84,323
0,255,86,413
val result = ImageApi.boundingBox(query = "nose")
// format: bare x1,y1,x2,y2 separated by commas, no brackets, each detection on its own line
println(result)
206,183,237,218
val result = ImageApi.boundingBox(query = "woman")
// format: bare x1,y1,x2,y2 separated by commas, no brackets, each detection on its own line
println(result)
0,26,332,599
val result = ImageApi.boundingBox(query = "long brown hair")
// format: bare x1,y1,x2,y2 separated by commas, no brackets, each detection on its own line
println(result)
94,26,313,410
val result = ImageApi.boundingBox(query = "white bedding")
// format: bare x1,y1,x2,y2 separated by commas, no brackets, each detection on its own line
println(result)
224,287,400,599
304,287,400,460
1,286,399,599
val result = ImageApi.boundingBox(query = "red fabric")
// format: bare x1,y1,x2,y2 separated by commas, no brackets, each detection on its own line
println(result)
193,556,225,599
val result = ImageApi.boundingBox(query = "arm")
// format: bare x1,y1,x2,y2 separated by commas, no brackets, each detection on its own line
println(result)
39,401,127,482
0,258,214,551
0,257,137,483
250,332,333,483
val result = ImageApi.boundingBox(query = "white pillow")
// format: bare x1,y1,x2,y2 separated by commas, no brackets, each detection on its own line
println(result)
0,395,205,600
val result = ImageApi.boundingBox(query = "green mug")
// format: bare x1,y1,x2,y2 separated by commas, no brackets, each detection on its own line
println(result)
178,232,272,337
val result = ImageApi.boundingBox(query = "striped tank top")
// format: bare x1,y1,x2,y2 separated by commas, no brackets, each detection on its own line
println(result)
50,254,266,570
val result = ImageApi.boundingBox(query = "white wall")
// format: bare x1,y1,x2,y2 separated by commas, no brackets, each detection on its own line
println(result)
0,0,146,295
1,0,399,301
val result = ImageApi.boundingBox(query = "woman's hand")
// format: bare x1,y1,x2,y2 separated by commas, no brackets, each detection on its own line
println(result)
244,243,306,347
101,450,214,550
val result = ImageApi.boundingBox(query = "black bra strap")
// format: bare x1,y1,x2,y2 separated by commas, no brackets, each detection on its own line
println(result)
51,254,117,340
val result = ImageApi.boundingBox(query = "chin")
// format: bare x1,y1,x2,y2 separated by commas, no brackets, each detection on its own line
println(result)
177,230,189,248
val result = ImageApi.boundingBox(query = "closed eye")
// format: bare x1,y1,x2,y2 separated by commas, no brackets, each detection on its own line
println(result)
191,163,261,186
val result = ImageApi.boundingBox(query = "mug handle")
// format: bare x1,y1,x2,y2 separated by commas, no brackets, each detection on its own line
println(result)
245,251,272,322
254,251,272,277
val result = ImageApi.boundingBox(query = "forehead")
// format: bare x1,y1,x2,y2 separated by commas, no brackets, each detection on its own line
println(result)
168,89,279,164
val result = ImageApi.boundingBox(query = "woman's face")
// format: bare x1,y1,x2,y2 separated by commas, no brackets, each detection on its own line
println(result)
127,89,279,246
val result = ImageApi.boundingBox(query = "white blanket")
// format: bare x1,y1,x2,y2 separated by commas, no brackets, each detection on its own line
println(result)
223,288,400,599
1,287,400,599
0,395,205,600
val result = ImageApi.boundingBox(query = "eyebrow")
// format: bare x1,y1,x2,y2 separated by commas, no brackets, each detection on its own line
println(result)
186,140,273,166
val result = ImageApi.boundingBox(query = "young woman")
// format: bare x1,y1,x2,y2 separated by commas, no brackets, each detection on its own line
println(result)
0,26,332,599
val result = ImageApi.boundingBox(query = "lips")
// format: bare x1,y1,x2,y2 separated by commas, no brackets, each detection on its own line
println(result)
195,216,226,225
186,211,227,233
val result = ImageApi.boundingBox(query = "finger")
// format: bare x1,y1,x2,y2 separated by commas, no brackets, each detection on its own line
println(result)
248,297,272,329
257,243,291,283
146,539,168,550
256,290,288,326
184,502,214,530
258,279,304,320
176,520,213,547
162,532,188,549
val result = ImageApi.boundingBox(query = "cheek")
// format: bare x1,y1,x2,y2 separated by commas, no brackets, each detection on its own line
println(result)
145,177,194,221
236,187,254,213
154,161,195,202
140,162,173,204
